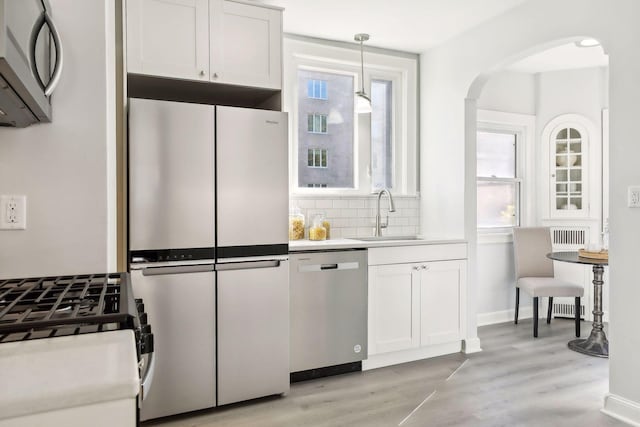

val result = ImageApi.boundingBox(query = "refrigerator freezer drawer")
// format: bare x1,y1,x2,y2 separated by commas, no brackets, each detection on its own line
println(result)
217,259,289,405
130,267,216,420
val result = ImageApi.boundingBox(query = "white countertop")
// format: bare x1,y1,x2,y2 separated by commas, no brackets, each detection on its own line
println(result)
0,330,140,421
289,237,467,252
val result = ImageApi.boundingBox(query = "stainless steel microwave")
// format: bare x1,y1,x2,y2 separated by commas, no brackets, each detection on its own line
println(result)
0,0,63,127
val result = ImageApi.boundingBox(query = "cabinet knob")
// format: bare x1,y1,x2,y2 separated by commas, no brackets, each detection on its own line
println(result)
422,265,429,271
199,70,205,76
212,73,219,79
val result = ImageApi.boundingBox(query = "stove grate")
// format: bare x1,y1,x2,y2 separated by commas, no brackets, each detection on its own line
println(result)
0,273,136,342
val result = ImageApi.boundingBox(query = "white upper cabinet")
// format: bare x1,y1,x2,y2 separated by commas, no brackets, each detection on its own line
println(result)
541,114,596,219
126,0,282,90
209,0,281,89
127,0,210,81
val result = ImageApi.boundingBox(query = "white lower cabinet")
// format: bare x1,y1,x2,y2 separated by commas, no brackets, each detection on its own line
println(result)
419,260,465,346
365,244,467,369
368,263,420,354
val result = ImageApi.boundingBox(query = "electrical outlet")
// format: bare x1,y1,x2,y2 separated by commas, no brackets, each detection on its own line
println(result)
628,186,640,208
0,195,26,230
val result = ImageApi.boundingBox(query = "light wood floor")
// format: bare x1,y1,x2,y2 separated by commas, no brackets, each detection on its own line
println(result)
145,319,624,427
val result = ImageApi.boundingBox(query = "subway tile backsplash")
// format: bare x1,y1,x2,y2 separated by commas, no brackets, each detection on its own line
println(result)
290,195,421,239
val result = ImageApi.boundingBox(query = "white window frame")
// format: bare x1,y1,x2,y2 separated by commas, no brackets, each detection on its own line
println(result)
283,36,418,196
476,110,535,243
476,130,521,229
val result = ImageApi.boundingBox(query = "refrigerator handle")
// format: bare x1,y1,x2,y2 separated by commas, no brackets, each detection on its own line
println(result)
216,260,281,272
142,264,215,276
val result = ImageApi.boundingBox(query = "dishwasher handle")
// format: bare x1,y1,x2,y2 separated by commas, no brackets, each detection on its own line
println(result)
141,264,215,276
298,261,360,273
216,260,281,271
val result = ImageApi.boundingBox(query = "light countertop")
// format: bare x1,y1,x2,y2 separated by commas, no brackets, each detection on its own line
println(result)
289,237,467,252
0,330,139,420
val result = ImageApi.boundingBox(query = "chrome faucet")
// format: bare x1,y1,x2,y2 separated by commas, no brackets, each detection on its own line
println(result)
375,188,396,237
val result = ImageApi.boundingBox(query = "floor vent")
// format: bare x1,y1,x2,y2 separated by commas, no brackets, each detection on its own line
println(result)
553,301,586,319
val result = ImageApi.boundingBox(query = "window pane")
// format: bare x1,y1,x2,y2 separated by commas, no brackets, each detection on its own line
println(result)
298,69,354,188
307,80,313,98
371,79,393,190
477,132,516,178
477,181,517,228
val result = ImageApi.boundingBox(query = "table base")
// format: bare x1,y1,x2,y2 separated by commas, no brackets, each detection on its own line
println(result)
568,329,608,358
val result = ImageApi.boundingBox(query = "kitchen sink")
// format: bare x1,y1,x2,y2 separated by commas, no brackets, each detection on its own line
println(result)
352,235,423,242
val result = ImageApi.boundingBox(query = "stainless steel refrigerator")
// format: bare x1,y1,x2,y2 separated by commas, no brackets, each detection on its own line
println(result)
127,98,289,421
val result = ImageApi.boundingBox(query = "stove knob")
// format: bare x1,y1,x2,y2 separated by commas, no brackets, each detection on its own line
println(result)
139,312,148,325
141,333,154,354
141,324,151,334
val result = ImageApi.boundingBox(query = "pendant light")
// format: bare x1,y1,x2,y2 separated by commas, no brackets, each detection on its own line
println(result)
354,33,372,114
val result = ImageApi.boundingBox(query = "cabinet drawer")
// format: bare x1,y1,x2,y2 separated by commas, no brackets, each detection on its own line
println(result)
368,243,467,266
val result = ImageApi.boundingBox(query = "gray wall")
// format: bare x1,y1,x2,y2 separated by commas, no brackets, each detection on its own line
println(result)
0,0,114,278
297,70,354,188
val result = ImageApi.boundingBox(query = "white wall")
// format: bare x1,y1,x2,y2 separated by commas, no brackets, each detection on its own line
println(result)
536,67,608,137
477,70,536,115
420,0,640,420
0,1,116,279
475,67,608,322
475,71,536,322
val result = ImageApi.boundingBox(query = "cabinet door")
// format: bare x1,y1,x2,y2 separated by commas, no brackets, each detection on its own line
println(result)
368,264,420,355
546,121,590,218
210,0,282,89
420,260,465,345
127,0,209,81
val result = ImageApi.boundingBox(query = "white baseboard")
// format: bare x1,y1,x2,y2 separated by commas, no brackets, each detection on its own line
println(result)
462,337,482,354
362,341,462,371
603,393,640,426
477,307,533,326
478,306,608,327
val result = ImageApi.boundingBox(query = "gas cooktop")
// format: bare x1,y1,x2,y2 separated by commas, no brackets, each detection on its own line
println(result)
0,273,140,343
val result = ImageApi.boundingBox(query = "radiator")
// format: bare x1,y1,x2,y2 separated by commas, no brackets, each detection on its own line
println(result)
550,226,590,320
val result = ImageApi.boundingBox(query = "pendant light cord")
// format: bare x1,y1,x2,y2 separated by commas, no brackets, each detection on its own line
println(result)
360,38,365,93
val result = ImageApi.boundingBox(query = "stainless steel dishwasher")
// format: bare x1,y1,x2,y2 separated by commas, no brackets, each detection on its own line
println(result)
290,249,367,380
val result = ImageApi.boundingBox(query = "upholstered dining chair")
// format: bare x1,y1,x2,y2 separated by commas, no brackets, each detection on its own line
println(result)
512,227,583,338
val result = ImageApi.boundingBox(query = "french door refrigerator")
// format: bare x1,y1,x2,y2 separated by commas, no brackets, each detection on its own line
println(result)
128,98,289,421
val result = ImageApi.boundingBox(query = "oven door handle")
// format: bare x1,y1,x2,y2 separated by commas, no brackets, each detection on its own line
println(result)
141,351,156,401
